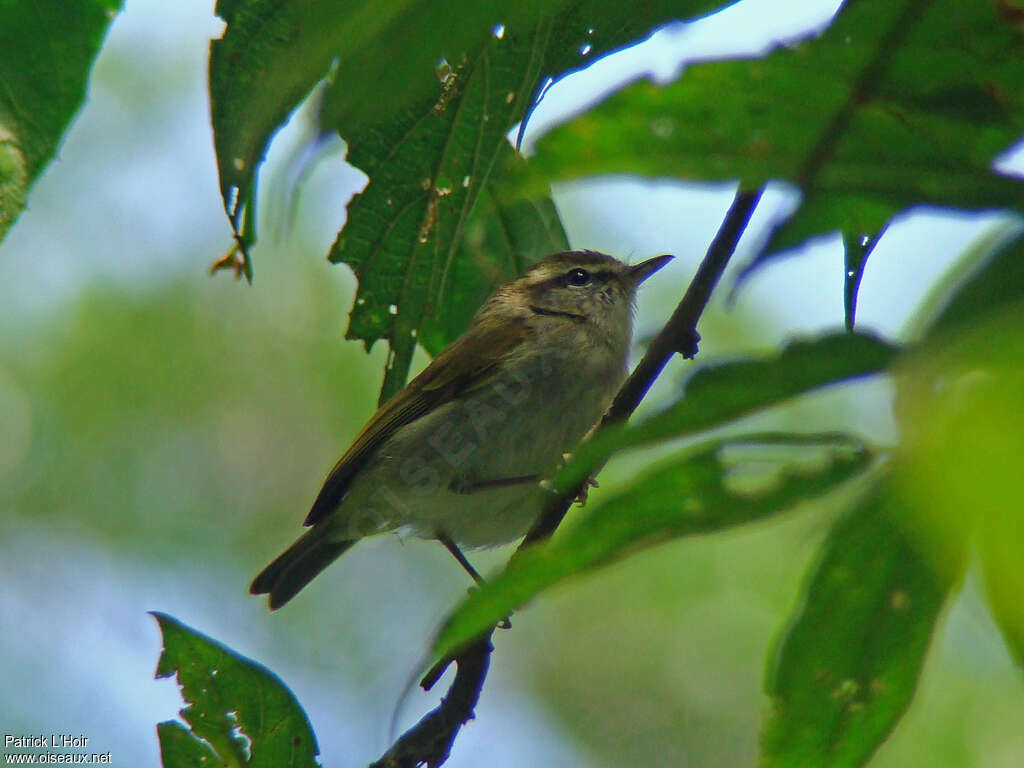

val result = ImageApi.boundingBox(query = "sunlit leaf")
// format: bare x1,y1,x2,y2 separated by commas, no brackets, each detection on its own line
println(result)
434,432,873,659
0,0,120,245
154,612,320,768
523,0,1024,290
895,307,1024,666
761,478,948,768
553,331,897,494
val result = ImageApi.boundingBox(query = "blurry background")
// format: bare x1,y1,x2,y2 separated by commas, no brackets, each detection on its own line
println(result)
1,0,1022,766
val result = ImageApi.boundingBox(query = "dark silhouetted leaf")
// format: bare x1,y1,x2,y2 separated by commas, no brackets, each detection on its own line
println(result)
761,479,947,768
553,331,897,494
434,432,873,659
0,0,120,245
154,612,320,768
842,230,881,331
523,0,1024,287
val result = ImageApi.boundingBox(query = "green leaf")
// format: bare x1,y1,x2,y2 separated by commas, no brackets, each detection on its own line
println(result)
418,148,569,357
434,432,873,660
211,0,731,261
0,0,120,245
916,225,1024,340
761,478,948,768
895,307,1024,667
210,1,732,395
524,0,1024,277
553,331,898,494
326,20,556,402
153,612,320,768
209,0,557,252
325,0,732,401
157,722,222,768
842,230,881,331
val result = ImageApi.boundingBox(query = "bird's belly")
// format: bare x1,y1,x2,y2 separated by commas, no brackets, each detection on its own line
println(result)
339,352,623,547
340,405,565,547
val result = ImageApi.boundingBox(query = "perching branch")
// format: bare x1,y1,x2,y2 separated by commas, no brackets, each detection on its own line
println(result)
369,187,763,768
528,186,763,542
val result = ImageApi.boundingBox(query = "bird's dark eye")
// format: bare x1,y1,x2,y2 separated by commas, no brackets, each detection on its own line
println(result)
565,268,591,287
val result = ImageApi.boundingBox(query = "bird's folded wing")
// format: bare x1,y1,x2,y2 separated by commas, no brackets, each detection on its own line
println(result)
303,316,529,525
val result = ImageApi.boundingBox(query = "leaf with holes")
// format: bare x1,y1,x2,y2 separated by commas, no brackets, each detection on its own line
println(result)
154,613,320,768
0,0,120,245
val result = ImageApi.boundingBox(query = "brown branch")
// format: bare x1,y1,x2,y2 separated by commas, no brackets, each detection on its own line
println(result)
368,187,763,768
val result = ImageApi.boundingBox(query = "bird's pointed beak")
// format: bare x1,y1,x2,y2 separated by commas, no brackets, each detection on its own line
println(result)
627,254,673,286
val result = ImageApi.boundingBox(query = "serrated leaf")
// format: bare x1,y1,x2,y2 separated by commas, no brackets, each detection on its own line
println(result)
153,613,320,768
434,432,873,660
327,21,554,402
211,0,731,265
0,0,120,245
761,478,947,768
209,0,563,253
326,1,731,400
523,0,1024,286
418,147,569,356
553,331,898,494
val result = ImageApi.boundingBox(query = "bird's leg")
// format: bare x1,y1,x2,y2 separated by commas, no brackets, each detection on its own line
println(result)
438,532,485,585
437,532,511,630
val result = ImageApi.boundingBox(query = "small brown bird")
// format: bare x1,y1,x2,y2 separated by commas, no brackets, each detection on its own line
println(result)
251,250,671,608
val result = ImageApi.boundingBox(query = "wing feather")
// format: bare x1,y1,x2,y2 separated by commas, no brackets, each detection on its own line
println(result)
303,316,528,525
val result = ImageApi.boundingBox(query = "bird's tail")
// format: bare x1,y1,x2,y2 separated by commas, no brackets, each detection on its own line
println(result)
250,525,355,610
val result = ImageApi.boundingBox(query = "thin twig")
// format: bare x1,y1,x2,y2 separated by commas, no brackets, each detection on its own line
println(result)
368,187,763,768
527,187,763,543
